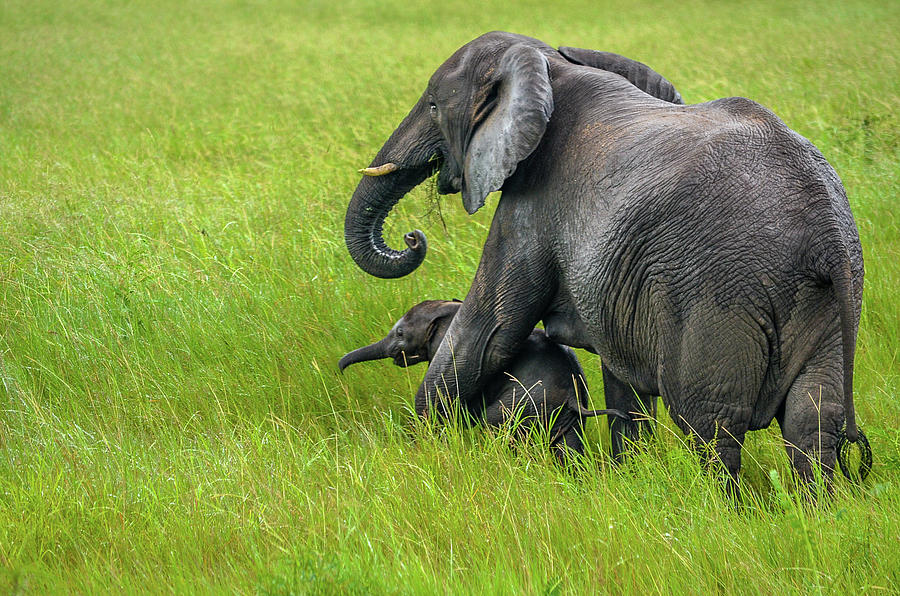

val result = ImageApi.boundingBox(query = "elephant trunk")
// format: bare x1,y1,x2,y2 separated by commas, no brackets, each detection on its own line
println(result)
344,101,440,279
338,336,392,372
344,170,431,279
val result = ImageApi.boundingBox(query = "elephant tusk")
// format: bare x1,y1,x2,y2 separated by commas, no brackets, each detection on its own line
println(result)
358,162,399,176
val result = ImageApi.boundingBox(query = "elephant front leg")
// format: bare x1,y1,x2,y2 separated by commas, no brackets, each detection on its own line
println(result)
414,297,549,418
602,365,656,461
414,314,502,417
414,226,557,418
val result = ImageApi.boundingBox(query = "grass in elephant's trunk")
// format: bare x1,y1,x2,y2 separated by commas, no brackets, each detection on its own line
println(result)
422,170,451,235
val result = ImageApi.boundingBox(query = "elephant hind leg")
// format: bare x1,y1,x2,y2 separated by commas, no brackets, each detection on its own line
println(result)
667,384,753,497
687,420,746,501
778,356,844,492
662,315,766,498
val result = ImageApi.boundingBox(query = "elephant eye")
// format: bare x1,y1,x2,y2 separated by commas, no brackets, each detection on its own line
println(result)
396,327,404,337
429,103,438,117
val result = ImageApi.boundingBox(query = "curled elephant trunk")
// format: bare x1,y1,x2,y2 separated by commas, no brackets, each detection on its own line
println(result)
344,100,441,279
338,336,392,372
344,170,430,279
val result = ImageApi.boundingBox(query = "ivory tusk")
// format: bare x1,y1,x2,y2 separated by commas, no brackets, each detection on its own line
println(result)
358,162,399,176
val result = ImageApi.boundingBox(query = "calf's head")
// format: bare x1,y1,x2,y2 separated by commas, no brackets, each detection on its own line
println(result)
339,300,462,371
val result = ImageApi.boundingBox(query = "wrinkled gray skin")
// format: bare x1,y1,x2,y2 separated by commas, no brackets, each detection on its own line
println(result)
344,32,865,493
339,300,628,461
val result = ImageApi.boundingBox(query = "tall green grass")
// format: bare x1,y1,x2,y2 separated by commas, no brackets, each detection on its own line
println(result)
1,0,898,592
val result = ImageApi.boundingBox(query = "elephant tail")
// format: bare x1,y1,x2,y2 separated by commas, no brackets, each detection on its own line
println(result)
815,227,872,482
575,404,631,421
565,376,630,421
548,384,631,446
831,255,859,443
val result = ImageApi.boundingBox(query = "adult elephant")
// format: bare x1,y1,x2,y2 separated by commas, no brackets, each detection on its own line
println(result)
344,31,870,491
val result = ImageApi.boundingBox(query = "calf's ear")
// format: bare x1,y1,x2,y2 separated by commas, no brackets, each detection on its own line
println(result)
425,301,463,343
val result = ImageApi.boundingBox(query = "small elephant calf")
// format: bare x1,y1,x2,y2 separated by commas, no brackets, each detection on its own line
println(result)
339,300,626,460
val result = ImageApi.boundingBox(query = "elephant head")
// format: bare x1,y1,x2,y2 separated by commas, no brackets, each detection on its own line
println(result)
344,31,683,279
339,300,462,371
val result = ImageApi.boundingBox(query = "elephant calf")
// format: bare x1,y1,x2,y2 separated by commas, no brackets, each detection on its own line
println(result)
339,300,626,460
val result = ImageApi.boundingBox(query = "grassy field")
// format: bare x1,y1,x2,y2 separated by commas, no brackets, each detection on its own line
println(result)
1,0,899,592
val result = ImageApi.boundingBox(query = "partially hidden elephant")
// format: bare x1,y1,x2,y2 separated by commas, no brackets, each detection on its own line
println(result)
339,299,628,461
343,31,870,492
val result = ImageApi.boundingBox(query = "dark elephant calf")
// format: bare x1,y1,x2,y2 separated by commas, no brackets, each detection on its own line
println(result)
340,300,626,461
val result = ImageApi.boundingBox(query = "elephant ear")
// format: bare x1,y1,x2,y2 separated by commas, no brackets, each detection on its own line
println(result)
425,301,462,357
558,46,684,105
462,43,554,215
